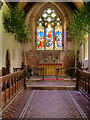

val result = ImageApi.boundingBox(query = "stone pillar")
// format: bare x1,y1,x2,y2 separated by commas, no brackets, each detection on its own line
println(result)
64,29,66,51
33,17,36,51
64,21,67,51
88,32,90,72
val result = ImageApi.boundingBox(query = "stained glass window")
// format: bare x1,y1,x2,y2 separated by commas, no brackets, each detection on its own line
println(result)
47,8,52,14
37,8,62,50
42,13,48,18
51,13,56,18
47,17,52,22
46,24,53,50
55,22,62,50
37,22,44,50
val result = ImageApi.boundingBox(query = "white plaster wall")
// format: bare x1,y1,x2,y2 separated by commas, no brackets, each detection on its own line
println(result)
79,35,88,68
80,47,88,68
0,5,2,70
85,38,88,59
79,46,83,62
82,40,88,68
82,59,88,68
88,32,90,72
1,1,22,73
22,42,32,52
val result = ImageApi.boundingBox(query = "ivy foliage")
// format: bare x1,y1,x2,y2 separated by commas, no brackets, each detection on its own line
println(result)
68,2,90,53
3,4,28,43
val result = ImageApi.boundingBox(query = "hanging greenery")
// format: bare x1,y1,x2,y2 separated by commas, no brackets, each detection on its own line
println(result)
67,2,90,54
3,4,28,43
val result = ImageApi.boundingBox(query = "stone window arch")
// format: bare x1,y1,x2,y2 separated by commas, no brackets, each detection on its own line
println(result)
26,2,73,51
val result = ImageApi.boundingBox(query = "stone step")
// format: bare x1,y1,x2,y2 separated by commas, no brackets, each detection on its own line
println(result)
27,85,75,90
26,80,76,85
27,76,76,82
28,79,76,82
26,77,76,90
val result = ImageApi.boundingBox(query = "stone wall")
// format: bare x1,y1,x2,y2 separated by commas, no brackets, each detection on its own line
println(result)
25,50,74,68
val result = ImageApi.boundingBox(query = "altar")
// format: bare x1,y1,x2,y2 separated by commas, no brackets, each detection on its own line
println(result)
39,63,62,75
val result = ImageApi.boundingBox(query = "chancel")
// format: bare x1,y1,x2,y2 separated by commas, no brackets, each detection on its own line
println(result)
0,1,90,119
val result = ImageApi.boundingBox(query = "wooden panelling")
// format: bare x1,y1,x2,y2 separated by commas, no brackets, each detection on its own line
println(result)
76,69,90,98
0,69,26,109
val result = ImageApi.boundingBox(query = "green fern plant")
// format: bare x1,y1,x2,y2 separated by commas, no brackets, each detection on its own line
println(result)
3,4,28,43
67,2,90,54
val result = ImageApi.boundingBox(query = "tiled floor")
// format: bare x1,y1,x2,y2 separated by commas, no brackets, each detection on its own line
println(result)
70,90,90,118
2,90,32,119
2,89,89,119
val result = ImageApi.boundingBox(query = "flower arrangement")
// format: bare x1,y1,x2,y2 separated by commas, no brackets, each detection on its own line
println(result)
53,59,56,62
44,59,48,63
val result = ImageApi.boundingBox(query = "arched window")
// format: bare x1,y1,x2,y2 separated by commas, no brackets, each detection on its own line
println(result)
37,8,62,50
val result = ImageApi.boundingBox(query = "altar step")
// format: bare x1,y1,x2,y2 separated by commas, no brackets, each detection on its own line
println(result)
26,78,76,90
27,85,76,90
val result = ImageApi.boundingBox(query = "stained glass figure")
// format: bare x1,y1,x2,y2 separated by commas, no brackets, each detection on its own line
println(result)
46,24,53,50
37,23,44,50
55,22,62,50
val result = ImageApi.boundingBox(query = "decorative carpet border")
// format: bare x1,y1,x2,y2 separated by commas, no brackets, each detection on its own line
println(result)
2,90,32,119
18,90,36,118
67,91,87,119
1,89,24,116
1,118,87,120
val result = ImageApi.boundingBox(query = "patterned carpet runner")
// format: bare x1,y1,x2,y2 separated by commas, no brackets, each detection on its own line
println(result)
2,90,89,119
